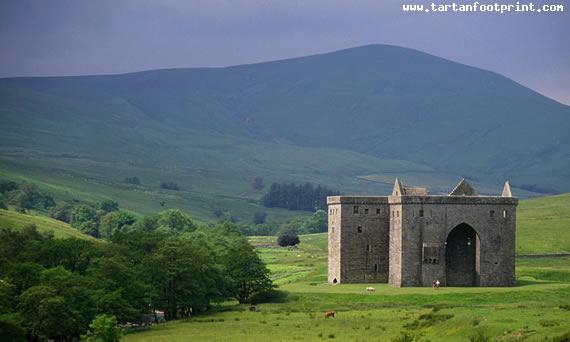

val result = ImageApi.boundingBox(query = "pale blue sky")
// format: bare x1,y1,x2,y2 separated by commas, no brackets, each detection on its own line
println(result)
0,0,568,104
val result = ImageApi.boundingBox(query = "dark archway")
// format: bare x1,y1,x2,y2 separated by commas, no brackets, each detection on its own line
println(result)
445,223,480,286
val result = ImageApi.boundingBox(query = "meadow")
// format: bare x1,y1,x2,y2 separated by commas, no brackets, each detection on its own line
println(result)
124,231,570,341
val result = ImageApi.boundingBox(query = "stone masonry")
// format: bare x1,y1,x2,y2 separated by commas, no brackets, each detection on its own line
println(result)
327,179,517,287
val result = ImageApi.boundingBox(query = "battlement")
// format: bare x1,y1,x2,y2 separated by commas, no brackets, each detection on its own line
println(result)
327,196,388,205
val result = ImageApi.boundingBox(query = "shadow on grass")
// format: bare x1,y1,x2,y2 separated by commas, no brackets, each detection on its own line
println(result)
516,276,563,286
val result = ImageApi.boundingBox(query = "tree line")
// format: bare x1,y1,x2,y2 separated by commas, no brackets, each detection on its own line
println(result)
261,182,340,212
0,211,272,341
0,180,55,212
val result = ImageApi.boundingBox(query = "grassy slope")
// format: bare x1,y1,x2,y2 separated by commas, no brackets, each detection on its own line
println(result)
125,194,570,341
0,209,95,240
517,193,570,254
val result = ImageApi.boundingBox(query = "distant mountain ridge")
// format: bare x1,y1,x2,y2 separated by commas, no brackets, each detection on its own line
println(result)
0,44,569,219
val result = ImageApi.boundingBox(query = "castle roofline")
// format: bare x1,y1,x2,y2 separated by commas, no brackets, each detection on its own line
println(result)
327,194,517,206
327,178,517,206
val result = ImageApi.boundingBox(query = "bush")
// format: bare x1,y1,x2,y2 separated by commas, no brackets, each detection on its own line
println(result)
252,177,265,191
469,331,490,342
98,200,119,213
160,181,180,191
124,176,140,185
81,314,122,342
212,208,224,218
250,289,288,304
253,211,267,224
0,315,26,342
0,199,6,210
0,181,18,194
277,233,300,247
49,204,74,223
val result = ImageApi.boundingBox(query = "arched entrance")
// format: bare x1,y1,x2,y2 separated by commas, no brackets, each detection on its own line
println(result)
445,223,480,286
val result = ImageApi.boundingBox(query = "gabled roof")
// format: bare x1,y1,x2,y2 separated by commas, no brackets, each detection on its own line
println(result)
392,178,428,196
449,178,477,196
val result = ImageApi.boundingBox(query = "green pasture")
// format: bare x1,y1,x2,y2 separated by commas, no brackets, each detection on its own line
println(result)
125,233,570,341
0,208,95,240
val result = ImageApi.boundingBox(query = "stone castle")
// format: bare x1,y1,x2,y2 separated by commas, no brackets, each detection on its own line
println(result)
327,179,517,287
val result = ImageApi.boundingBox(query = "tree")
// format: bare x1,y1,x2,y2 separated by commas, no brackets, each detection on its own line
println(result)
277,233,300,247
225,240,272,303
0,314,26,342
160,181,180,191
0,180,18,194
100,211,136,239
252,177,265,191
49,204,74,223
124,176,140,185
304,210,328,233
146,236,221,319
253,211,267,224
97,200,119,213
82,314,122,342
71,205,100,237
5,183,56,211
157,209,196,232
18,285,83,340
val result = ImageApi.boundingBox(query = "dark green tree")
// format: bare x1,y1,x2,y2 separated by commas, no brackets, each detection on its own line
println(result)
253,211,267,224
100,211,136,239
98,200,119,213
225,240,272,303
71,205,100,237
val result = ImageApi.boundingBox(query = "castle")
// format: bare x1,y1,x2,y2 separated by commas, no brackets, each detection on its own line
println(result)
327,179,517,287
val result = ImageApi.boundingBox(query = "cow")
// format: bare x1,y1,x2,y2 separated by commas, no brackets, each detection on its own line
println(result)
324,311,335,318
366,287,375,292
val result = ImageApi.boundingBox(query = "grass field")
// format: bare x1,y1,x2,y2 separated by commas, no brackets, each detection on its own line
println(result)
0,208,95,240
124,232,570,341
517,193,570,254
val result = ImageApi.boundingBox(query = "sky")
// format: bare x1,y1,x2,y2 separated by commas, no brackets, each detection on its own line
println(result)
0,0,568,104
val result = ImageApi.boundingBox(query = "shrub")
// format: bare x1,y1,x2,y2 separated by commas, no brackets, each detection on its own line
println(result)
277,233,300,247
98,200,119,213
212,207,224,218
124,176,140,185
253,211,267,224
49,204,74,223
0,199,6,210
160,181,180,191
81,314,122,342
252,177,265,191
393,330,424,342
0,315,26,342
552,331,570,342
469,331,490,342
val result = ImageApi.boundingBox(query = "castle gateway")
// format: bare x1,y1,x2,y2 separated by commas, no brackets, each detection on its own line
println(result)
327,179,517,287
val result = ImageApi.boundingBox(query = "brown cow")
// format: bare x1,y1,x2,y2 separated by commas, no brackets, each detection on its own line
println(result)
324,311,335,318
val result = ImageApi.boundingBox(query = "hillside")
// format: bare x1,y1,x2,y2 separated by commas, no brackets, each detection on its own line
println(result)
1,44,569,220
517,192,570,254
0,209,95,240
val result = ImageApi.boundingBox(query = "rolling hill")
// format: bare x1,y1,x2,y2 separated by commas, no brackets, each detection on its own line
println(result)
0,209,95,240
1,44,569,220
